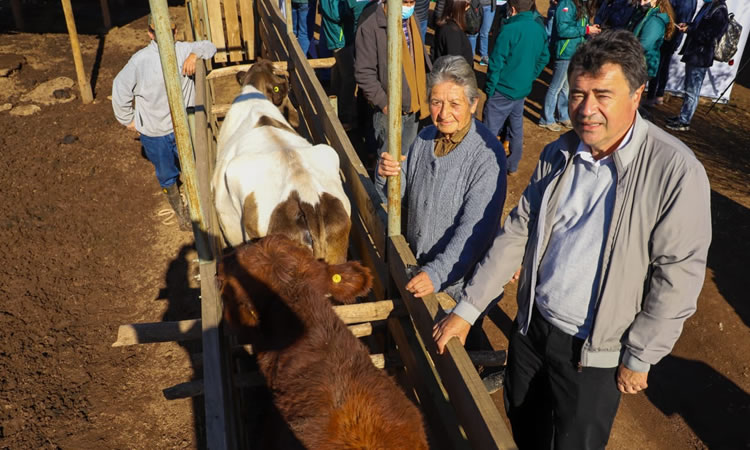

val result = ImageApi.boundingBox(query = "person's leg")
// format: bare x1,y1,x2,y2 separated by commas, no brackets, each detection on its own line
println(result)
557,59,570,123
419,18,428,43
297,3,310,56
482,93,512,141
541,59,569,125
372,109,389,186
678,65,708,125
545,325,621,450
478,5,495,61
505,316,555,449
545,4,556,38
467,33,478,59
505,98,525,173
401,112,419,156
334,45,356,126
140,133,181,188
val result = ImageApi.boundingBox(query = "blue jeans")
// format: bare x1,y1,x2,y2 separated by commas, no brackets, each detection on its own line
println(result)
678,64,708,124
419,18,428,44
478,5,495,58
292,2,310,56
372,110,419,187
140,133,180,188
468,33,477,58
484,93,525,172
541,59,570,125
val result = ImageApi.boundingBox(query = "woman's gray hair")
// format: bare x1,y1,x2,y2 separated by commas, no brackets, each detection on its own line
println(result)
427,56,479,104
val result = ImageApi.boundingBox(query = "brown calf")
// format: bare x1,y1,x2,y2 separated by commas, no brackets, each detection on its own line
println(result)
219,235,429,450
236,58,300,128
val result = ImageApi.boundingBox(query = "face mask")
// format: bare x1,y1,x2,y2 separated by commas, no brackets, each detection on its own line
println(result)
703,0,712,3
402,5,415,20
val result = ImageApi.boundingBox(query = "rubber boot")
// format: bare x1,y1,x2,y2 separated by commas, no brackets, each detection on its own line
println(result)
164,184,191,231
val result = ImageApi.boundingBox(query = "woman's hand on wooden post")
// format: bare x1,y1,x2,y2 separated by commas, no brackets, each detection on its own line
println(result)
377,152,406,178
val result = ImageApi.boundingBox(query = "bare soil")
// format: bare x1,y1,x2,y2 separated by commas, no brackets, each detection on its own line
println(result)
1,1,748,449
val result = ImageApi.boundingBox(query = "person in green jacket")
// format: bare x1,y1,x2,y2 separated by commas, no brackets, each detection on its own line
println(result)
483,0,549,174
320,0,373,129
627,0,676,79
539,0,600,132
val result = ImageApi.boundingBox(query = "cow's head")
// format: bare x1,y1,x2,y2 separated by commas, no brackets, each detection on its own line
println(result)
236,58,289,107
218,235,372,334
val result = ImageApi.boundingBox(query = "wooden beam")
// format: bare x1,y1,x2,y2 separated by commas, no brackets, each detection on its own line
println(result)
206,57,336,81
206,0,227,62
60,0,94,103
112,320,201,346
334,299,403,324
223,0,243,62
388,235,517,449
238,0,255,60
388,317,472,450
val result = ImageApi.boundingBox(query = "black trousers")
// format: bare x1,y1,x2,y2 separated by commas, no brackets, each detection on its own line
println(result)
504,308,621,450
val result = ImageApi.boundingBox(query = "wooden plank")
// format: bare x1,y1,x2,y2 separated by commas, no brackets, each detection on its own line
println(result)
223,0,243,62
206,0,228,62
388,235,517,450
206,58,336,81
112,320,201,346
238,0,254,60
286,38,387,256
163,372,265,400
388,317,472,450
289,73,326,143
334,299,402,324
350,204,387,300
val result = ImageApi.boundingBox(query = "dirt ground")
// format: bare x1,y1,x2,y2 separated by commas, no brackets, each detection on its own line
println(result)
0,1,748,449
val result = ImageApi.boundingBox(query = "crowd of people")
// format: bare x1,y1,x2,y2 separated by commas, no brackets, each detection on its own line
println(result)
288,0,722,447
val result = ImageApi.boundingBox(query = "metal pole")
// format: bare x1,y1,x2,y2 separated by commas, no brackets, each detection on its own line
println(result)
148,0,211,262
60,0,94,103
386,0,403,237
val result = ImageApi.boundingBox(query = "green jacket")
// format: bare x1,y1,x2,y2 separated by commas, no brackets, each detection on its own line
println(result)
554,0,589,61
486,11,549,100
633,8,669,78
320,0,371,50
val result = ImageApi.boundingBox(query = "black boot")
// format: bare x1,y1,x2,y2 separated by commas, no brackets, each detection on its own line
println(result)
163,184,191,231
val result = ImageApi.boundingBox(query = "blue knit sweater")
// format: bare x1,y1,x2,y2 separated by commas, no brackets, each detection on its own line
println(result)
376,120,507,296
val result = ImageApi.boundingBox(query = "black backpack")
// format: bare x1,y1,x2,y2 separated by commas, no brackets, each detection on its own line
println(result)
465,0,483,35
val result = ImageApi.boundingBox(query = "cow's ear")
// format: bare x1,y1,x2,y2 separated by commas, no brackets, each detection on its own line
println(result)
327,261,373,304
236,70,248,86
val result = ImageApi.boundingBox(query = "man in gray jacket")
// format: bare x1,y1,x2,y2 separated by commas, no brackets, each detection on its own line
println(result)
432,30,711,449
112,15,216,230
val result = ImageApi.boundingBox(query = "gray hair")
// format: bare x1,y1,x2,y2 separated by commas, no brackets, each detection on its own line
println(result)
427,56,479,104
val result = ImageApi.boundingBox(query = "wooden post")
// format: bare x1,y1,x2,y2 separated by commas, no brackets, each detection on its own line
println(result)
60,0,94,104
11,0,25,31
386,0,403,237
285,0,293,34
148,0,211,260
100,0,112,30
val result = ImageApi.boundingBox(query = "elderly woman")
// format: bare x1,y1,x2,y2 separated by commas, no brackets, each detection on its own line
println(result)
376,55,507,300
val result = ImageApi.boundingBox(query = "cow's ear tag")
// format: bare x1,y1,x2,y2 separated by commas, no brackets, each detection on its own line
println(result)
332,274,342,284
273,86,280,93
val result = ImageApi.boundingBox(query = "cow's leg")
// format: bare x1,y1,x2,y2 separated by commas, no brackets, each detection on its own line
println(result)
242,192,260,240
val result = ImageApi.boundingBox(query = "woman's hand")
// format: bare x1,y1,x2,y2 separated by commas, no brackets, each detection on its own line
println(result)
405,271,435,298
377,152,406,178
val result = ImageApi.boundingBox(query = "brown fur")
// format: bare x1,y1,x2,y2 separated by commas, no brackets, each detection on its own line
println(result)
241,192,259,239
267,191,351,265
218,236,429,450
237,58,300,128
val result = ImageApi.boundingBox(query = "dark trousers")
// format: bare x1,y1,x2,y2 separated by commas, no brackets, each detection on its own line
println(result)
505,308,621,450
483,93,524,172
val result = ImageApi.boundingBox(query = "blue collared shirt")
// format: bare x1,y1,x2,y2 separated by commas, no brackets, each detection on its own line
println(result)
534,126,634,338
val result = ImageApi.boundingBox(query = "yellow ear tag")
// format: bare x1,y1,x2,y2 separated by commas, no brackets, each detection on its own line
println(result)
332,274,342,283
273,86,280,93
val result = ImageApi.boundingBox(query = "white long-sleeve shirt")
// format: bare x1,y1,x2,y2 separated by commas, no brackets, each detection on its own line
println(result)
112,39,216,137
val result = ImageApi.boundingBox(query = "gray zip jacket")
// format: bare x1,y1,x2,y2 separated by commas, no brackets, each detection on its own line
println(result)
112,40,217,137
453,113,712,370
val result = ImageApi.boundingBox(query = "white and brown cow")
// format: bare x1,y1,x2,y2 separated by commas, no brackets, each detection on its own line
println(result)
212,60,351,264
